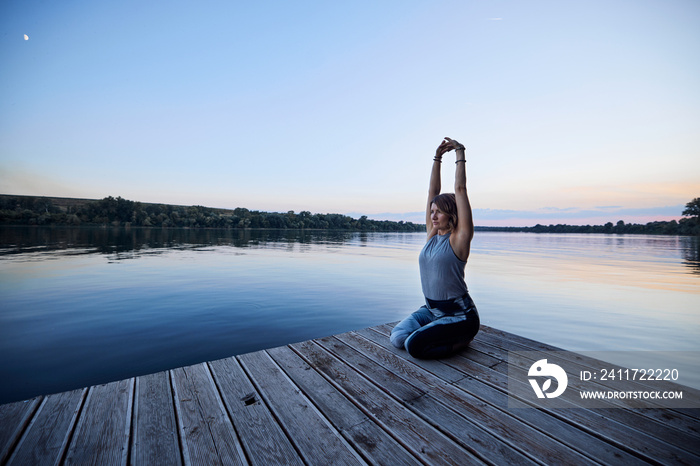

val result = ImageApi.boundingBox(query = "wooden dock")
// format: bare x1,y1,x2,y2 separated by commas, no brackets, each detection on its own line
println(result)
1,324,699,465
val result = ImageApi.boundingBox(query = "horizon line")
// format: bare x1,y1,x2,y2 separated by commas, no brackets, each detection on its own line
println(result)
0,193,690,229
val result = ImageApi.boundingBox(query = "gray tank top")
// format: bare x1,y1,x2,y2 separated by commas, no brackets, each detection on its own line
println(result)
419,233,468,301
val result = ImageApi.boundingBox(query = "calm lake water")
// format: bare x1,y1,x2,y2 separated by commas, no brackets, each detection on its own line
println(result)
1,226,699,404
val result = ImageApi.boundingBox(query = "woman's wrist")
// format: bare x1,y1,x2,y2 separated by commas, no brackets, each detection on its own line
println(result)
455,146,466,163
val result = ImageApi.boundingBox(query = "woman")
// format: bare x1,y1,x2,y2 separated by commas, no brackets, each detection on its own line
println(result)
390,137,480,359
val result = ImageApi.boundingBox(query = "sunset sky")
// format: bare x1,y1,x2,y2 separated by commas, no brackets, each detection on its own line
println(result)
2,0,698,226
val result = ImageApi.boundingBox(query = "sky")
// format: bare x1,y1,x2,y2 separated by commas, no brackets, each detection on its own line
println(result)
1,0,699,226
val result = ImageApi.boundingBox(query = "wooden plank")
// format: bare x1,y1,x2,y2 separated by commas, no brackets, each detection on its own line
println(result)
266,345,422,466
208,356,303,465
6,389,85,466
459,375,643,466
291,339,484,465
170,364,246,466
372,322,398,335
471,335,700,455
433,349,645,465
447,346,700,465
475,329,700,430
479,329,700,408
238,350,364,465
505,351,700,459
480,326,700,405
327,332,537,465
63,379,134,466
131,372,181,466
374,323,674,465
474,334,700,456
2,322,698,466
347,330,640,463
328,332,592,466
0,397,42,464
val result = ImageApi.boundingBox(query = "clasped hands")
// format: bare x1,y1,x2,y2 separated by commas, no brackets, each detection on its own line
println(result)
435,137,465,161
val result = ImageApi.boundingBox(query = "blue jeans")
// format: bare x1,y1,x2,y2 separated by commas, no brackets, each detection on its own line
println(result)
390,293,480,359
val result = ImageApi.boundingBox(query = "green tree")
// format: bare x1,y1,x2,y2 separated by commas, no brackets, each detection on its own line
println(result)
682,198,700,235
682,198,700,220
614,220,626,234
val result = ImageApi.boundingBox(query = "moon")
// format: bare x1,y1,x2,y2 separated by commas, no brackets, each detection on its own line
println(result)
24,34,29,40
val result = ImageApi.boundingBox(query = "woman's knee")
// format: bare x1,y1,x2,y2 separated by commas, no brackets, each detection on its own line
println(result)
390,319,415,349
390,308,433,349
390,327,408,349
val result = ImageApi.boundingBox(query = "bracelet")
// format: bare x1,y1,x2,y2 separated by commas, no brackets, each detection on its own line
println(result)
433,157,442,162
455,159,466,164
454,145,466,151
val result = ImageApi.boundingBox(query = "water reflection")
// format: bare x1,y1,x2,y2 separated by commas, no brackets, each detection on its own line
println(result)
0,227,426,404
0,226,372,260
682,236,700,275
4,226,697,273
1,227,698,404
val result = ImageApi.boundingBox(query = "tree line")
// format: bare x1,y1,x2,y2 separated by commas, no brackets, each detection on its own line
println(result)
0,195,424,232
1,195,698,235
476,198,700,236
475,219,698,236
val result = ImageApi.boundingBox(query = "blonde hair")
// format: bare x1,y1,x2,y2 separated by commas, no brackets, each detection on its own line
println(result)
431,193,458,230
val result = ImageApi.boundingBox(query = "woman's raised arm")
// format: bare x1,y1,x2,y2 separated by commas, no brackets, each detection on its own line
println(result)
426,140,452,234
446,137,474,262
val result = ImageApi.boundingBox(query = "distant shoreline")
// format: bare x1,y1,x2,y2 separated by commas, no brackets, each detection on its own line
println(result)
0,194,423,232
1,194,698,236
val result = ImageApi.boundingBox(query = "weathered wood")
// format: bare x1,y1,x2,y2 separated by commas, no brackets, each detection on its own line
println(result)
427,343,648,465
208,355,303,465
378,322,699,465
327,333,536,465
328,332,589,466
131,372,181,466
266,345,422,466
238,349,364,465
481,327,700,430
469,334,700,460
476,327,700,449
6,389,85,466
455,362,641,465
479,329,700,410
1,322,698,466
0,397,42,464
170,364,246,466
480,326,700,405
63,379,133,466
448,341,700,464
291,339,483,465
504,347,700,447
479,326,700,425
